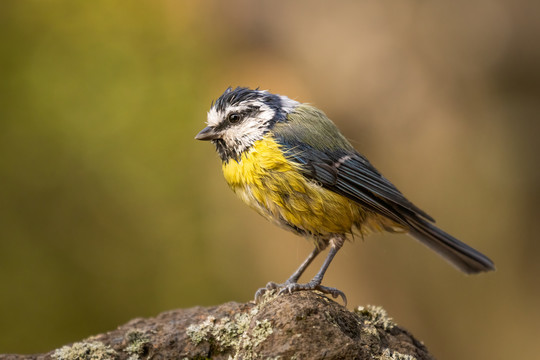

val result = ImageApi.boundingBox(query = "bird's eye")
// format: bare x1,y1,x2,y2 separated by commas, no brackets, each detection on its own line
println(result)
227,113,241,124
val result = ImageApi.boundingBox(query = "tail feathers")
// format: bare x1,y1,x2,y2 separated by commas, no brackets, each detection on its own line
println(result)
406,217,495,274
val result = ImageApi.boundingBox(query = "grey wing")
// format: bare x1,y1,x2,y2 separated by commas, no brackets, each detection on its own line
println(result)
282,142,434,223
284,145,495,273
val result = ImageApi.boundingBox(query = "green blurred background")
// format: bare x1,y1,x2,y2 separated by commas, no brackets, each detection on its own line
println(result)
1,1,539,359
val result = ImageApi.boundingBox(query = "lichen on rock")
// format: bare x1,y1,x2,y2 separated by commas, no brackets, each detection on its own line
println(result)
186,307,273,359
52,341,117,360
379,348,418,360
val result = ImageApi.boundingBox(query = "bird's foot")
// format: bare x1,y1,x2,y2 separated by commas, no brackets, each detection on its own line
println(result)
279,281,348,305
254,280,347,305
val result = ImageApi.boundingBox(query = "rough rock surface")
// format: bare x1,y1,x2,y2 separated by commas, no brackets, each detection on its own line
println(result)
0,291,435,360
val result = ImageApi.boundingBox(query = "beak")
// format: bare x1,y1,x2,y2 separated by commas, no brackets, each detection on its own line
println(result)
195,126,220,141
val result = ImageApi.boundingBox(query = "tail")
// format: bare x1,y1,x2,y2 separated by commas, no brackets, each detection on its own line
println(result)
406,217,495,274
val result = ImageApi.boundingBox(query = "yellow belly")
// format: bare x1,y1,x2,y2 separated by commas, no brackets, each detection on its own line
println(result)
221,135,368,237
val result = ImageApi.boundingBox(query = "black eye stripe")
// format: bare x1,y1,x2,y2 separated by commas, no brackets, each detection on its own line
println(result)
215,106,261,131
234,107,261,120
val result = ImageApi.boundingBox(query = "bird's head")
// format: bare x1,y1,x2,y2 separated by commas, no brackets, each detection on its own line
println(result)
195,87,299,162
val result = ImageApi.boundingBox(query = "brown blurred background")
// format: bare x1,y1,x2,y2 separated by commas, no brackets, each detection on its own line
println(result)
1,0,539,358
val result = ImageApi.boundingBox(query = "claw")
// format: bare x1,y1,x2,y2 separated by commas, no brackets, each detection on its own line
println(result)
254,282,280,303
315,284,347,305
254,288,266,303
277,284,294,296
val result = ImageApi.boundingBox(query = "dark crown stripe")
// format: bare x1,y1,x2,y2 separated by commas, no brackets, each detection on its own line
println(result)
214,87,282,115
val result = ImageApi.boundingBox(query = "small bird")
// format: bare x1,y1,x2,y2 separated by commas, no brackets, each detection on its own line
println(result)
196,87,495,304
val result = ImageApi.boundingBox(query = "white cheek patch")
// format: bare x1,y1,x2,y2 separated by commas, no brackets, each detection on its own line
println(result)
221,106,275,153
222,119,263,146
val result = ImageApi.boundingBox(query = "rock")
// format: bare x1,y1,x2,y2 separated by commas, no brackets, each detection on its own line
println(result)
0,291,434,360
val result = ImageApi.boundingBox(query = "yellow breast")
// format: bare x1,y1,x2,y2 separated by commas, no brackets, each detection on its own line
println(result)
222,135,367,237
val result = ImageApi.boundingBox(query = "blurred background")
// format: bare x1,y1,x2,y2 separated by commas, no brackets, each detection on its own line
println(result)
1,0,539,358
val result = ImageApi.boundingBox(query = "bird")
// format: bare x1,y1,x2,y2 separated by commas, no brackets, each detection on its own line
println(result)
195,86,495,304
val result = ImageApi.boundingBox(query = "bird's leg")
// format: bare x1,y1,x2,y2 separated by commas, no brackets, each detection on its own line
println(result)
285,246,322,284
280,236,347,305
254,246,322,302
255,237,347,305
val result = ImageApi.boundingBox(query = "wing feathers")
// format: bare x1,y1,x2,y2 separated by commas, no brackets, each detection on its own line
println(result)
333,176,403,222
311,163,338,185
270,107,494,273
284,144,433,223
337,156,435,222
